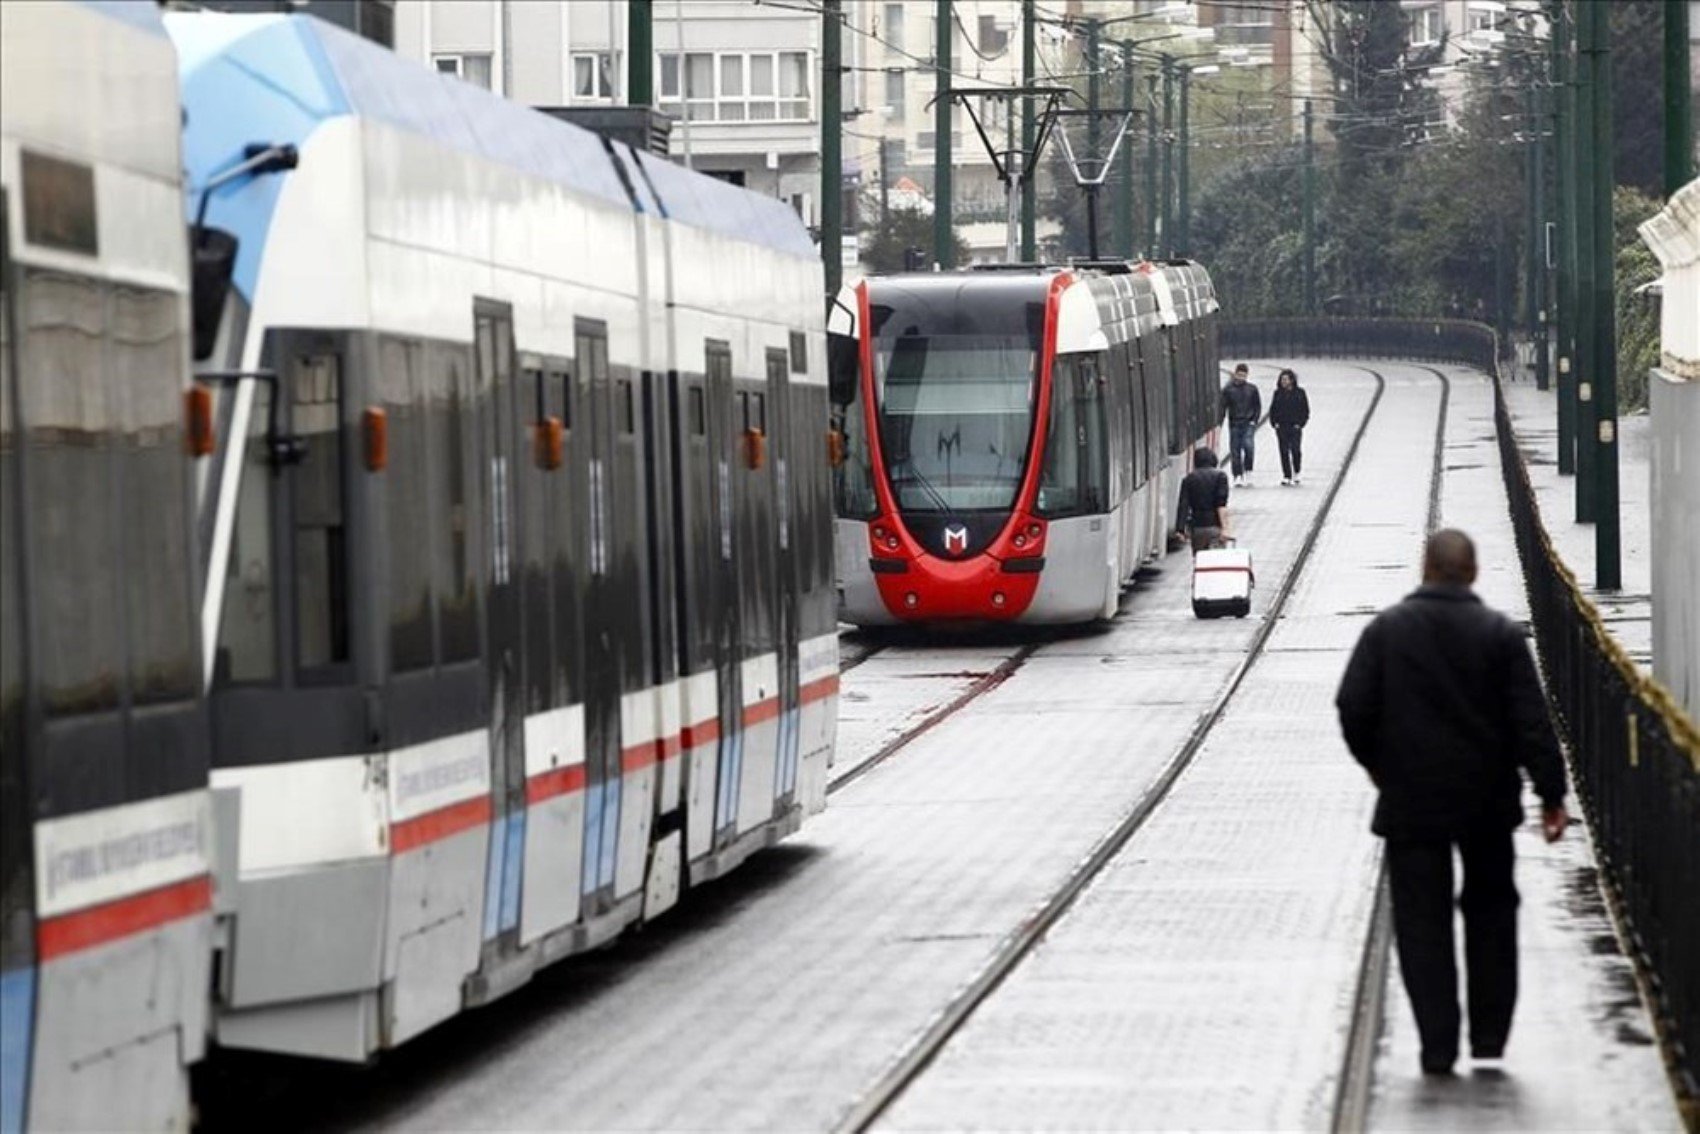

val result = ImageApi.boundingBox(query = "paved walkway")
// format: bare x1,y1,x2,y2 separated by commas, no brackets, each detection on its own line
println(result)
1498,377,1654,669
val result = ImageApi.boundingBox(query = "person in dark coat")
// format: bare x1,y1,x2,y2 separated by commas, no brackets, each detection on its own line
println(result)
1268,368,1310,485
1218,363,1261,487
1336,529,1569,1076
1173,446,1230,552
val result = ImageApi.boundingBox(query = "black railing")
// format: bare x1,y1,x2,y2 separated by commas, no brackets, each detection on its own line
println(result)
1226,318,1700,1104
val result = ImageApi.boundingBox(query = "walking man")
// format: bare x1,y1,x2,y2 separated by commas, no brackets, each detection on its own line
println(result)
1219,363,1261,487
1269,368,1310,485
1173,446,1231,552
1336,530,1569,1076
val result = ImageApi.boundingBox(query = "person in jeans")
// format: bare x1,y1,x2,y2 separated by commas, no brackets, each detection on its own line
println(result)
1219,363,1262,487
1173,446,1231,552
1335,530,1569,1076
1269,368,1310,485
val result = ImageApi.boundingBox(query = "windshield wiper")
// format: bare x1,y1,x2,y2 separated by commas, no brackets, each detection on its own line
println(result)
892,458,952,513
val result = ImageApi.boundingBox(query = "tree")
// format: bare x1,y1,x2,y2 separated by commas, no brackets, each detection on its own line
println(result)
860,205,968,274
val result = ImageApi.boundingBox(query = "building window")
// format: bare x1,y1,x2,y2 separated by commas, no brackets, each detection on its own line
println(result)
573,51,615,100
1409,6,1443,46
1467,8,1501,36
658,51,813,123
884,70,905,118
884,3,904,50
434,52,492,90
978,14,1008,57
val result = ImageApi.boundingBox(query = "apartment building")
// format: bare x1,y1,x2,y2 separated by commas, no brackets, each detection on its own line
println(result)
394,0,828,227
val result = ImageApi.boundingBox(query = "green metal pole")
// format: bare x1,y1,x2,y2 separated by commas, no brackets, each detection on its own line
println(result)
1120,42,1135,259
1534,77,1550,391
1525,84,1539,382
1021,0,1037,261
933,0,953,269
1303,97,1316,315
1554,0,1577,475
1160,55,1174,256
1667,0,1695,194
1087,20,1102,166
821,0,842,296
1178,65,1190,256
1591,0,1620,587
1574,0,1597,522
627,0,653,106
1145,73,1158,254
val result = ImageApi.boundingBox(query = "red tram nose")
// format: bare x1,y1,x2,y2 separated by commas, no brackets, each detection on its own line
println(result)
868,514,1046,622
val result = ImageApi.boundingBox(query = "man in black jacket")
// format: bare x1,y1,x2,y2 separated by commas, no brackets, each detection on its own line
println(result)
1336,529,1569,1076
1219,363,1261,487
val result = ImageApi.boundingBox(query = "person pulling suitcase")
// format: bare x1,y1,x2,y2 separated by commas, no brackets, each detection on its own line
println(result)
1174,446,1231,552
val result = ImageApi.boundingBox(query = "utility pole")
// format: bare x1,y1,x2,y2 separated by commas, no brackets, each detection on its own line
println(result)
933,0,953,269
1086,20,1102,166
1145,73,1158,254
1574,0,1597,522
1120,41,1136,259
1177,64,1190,256
1553,0,1577,475
1668,0,1695,193
879,136,890,229
1021,0,1036,261
1303,97,1316,315
822,0,842,295
627,0,653,106
1590,0,1620,588
1160,55,1174,256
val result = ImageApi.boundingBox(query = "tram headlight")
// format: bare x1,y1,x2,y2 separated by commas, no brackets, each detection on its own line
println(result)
1013,533,1027,549
904,591,919,608
991,591,1007,608
1025,522,1043,540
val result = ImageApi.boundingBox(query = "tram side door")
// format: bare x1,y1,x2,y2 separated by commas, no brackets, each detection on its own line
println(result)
475,302,526,947
705,342,742,846
766,347,800,804
576,323,621,914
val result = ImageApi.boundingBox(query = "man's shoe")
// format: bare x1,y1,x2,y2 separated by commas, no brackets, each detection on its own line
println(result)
1281,477,1291,486
1421,1051,1457,1075
1472,1044,1504,1061
1293,474,1302,485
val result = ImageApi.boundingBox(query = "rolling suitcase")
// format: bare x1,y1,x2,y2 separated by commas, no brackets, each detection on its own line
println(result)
1192,544,1254,619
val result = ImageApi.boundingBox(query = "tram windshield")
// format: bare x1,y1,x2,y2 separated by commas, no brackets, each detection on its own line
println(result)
874,334,1037,513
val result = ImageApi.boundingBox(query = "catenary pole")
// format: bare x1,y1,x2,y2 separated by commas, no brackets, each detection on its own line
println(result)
1120,41,1136,258
1667,0,1695,194
1574,0,1597,522
1021,0,1036,261
933,0,953,268
1553,0,1577,474
1177,64,1190,256
1145,72,1158,253
627,0,653,106
1525,83,1540,385
1160,55,1174,256
1303,97,1315,315
1534,75,1550,392
822,0,842,296
1590,0,1620,588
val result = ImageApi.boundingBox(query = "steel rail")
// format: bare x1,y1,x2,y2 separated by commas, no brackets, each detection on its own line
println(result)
835,364,1396,1132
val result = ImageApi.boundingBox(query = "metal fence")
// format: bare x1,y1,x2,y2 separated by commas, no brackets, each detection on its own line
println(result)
1224,318,1700,1103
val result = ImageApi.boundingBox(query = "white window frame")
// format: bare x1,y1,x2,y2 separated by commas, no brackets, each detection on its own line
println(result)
572,51,615,101
432,52,493,90
1409,6,1443,47
656,50,815,124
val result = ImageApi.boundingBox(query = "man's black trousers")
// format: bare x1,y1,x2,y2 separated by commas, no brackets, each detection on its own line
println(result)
1385,827,1519,1065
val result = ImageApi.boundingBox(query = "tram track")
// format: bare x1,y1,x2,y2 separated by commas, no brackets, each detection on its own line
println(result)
1330,362,1452,1133
833,363,1432,1132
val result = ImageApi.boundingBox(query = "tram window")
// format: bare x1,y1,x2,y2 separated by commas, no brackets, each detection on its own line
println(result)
618,378,635,434
751,392,766,431
739,390,751,432
1037,354,1107,518
291,353,349,673
555,370,573,431
382,337,434,673
215,378,279,684
114,285,196,703
688,384,706,436
20,270,124,712
436,344,480,663
789,331,807,374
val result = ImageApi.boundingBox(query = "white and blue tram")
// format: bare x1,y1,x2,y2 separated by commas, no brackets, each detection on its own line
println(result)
829,263,1221,626
2,5,838,1127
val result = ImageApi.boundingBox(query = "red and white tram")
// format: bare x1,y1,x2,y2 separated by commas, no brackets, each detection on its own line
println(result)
828,262,1220,626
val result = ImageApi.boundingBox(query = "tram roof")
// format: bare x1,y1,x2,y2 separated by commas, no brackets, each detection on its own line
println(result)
168,12,814,301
